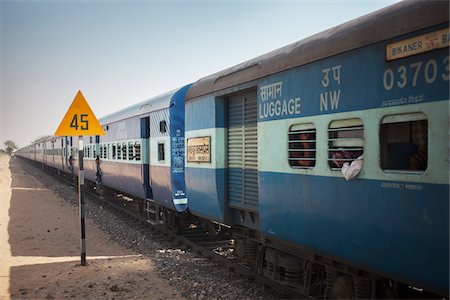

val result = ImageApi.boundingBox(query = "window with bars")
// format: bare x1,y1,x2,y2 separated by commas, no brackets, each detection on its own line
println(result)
288,124,316,169
135,142,141,161
328,119,364,169
122,143,127,160
158,142,165,161
128,142,134,160
380,113,427,172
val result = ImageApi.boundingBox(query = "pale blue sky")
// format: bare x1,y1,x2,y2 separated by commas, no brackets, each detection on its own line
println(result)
1,0,399,148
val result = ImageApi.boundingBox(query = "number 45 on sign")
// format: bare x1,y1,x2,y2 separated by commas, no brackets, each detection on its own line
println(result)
55,91,105,136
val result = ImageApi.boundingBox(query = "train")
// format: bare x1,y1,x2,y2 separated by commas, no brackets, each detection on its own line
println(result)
15,1,449,298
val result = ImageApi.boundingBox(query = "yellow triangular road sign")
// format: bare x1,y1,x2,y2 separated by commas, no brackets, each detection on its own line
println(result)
55,91,105,136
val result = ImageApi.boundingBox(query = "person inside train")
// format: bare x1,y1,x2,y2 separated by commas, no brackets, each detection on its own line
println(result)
289,132,315,167
68,154,74,172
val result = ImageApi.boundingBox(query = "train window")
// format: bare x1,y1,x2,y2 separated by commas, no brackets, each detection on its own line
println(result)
117,143,122,160
112,144,116,159
122,143,127,160
288,123,316,169
135,142,141,161
128,142,133,160
158,142,165,161
160,121,167,133
380,113,427,172
93,146,96,158
328,118,364,170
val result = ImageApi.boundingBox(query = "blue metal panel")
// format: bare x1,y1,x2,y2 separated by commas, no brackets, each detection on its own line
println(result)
169,84,192,212
258,25,449,123
186,95,226,131
186,167,226,222
259,171,449,294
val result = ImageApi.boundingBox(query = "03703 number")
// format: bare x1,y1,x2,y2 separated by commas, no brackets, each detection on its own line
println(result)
383,56,450,91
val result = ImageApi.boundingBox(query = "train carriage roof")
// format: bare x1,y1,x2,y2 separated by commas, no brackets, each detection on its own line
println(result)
99,88,179,125
186,0,449,100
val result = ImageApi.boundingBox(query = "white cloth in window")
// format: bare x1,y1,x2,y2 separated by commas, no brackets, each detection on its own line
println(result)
341,155,363,181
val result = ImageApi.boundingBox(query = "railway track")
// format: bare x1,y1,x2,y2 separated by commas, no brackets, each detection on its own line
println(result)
32,160,308,299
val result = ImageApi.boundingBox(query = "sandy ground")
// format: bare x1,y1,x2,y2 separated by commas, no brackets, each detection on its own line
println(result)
0,155,185,300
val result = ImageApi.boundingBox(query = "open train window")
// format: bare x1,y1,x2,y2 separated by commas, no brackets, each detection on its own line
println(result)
117,143,122,160
328,118,364,170
380,113,427,173
128,142,133,160
135,142,141,161
158,142,165,161
288,123,316,169
122,143,127,160
160,120,167,133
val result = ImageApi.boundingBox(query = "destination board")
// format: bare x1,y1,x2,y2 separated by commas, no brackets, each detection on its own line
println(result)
187,137,210,163
386,28,449,61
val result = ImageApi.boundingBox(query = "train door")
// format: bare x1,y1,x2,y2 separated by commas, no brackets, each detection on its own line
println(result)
52,140,55,165
226,90,259,215
140,116,152,199
61,138,64,170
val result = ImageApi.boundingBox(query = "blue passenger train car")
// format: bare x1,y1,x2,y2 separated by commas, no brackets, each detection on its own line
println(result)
93,86,191,212
185,0,449,297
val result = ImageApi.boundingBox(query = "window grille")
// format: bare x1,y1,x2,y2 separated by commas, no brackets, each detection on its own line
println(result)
328,119,364,169
122,143,127,160
160,120,167,133
288,123,316,169
128,142,134,160
158,142,165,161
117,144,121,160
135,142,141,161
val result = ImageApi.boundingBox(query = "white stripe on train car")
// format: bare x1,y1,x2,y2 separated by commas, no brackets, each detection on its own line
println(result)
173,198,187,205
258,100,449,184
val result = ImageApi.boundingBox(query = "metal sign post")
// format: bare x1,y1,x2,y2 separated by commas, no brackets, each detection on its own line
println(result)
54,91,105,266
78,136,86,265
